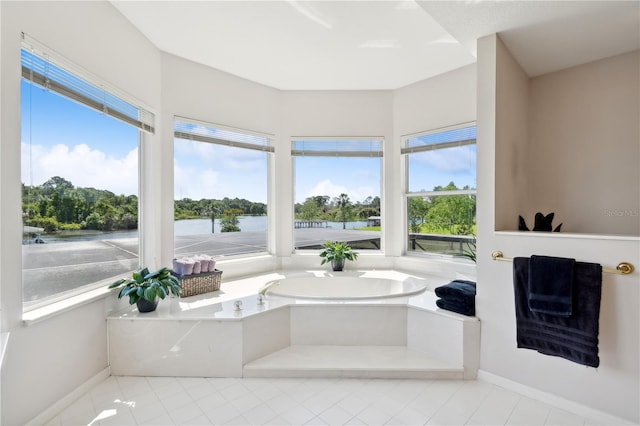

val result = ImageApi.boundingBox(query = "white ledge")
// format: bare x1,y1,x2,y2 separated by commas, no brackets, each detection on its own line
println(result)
22,286,112,325
495,231,639,241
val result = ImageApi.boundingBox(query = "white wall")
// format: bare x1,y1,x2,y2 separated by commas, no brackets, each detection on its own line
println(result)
527,51,640,235
493,36,530,231
477,34,639,423
161,53,398,270
281,90,395,257
393,64,477,263
393,64,477,137
159,53,282,272
0,2,161,424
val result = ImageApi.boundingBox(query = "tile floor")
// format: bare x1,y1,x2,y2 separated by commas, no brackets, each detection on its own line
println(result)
45,376,599,425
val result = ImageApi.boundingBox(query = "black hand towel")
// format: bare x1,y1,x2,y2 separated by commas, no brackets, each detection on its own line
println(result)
513,257,602,367
528,255,575,316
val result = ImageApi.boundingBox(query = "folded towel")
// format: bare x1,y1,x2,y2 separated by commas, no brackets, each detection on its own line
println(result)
435,280,476,302
177,258,195,275
193,255,210,273
196,255,216,273
191,259,202,274
436,298,475,316
528,255,575,316
435,280,476,316
514,257,602,367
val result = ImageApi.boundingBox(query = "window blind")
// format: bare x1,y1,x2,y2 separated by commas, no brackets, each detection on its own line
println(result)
402,124,476,155
174,118,274,152
292,139,383,157
21,34,155,134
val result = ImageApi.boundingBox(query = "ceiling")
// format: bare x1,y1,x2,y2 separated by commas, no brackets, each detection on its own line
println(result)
111,1,639,91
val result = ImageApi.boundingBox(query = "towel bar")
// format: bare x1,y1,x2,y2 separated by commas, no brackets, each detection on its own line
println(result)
491,251,634,275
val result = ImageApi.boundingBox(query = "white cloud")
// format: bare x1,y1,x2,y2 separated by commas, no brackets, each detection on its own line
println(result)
174,161,220,200
305,179,348,200
21,142,138,195
413,145,476,173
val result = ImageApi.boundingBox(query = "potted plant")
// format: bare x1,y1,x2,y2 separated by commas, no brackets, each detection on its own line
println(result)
319,240,358,271
108,266,181,313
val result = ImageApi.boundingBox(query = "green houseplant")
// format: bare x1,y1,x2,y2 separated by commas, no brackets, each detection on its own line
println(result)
108,267,181,313
319,240,358,271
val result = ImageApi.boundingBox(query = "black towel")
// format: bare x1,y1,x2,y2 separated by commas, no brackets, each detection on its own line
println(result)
528,255,575,316
513,257,602,367
435,279,476,300
436,298,475,316
435,280,476,316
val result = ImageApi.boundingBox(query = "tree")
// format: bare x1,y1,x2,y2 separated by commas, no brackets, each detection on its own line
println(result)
311,195,330,212
334,193,352,230
203,201,223,233
427,182,475,234
299,197,322,220
408,197,429,233
220,208,243,232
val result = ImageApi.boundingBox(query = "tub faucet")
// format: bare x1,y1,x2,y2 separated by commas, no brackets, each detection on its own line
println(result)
258,281,279,297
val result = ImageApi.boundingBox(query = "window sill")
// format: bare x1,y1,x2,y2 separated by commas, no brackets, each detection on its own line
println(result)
22,286,113,326
494,230,639,241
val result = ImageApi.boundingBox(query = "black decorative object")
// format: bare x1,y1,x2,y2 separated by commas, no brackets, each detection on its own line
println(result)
136,297,159,313
519,212,562,232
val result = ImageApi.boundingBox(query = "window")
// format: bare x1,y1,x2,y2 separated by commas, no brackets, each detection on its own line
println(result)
402,123,476,258
21,36,153,310
292,138,383,250
174,118,273,259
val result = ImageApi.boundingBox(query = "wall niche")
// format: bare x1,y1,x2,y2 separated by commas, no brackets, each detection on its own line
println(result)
495,45,639,236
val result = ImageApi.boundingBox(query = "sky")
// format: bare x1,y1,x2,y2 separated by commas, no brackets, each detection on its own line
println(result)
21,80,139,196
22,80,476,205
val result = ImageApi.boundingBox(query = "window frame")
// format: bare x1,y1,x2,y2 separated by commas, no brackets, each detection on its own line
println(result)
401,122,477,258
291,136,384,253
20,38,149,312
173,117,275,259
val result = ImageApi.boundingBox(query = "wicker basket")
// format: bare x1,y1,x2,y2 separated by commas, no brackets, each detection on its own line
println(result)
178,269,223,297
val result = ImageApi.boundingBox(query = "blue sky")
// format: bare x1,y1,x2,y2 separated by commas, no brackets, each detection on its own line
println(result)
294,156,380,205
22,79,475,204
21,80,139,196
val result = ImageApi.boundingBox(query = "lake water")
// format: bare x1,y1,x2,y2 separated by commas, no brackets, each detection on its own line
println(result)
30,216,371,243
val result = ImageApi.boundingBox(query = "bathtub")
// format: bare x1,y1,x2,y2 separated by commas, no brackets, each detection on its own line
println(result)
262,273,428,300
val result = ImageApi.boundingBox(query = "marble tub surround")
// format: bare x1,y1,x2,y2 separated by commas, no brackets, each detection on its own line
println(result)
107,270,480,379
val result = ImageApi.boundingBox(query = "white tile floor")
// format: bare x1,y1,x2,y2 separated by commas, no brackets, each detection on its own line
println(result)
44,376,600,426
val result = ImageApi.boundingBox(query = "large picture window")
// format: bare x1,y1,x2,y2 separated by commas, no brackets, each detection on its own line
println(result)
21,38,152,310
402,123,476,258
292,138,383,251
174,118,272,259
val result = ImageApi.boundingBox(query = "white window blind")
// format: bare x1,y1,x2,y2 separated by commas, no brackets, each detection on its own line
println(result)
21,33,155,134
292,138,383,157
402,123,476,155
174,118,274,153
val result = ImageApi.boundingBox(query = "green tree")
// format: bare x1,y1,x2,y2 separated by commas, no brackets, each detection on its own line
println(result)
220,208,243,232
427,182,475,234
408,197,429,233
299,197,322,220
334,193,352,230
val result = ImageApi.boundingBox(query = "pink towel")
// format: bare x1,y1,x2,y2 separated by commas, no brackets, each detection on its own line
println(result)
194,255,211,272
191,259,202,274
177,258,195,275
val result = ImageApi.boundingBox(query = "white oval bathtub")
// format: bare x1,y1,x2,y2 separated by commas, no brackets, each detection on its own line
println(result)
263,275,428,300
